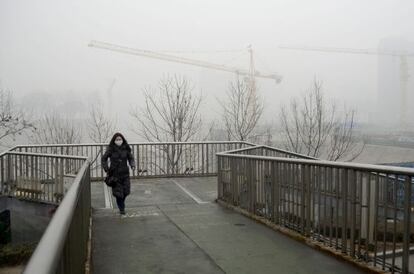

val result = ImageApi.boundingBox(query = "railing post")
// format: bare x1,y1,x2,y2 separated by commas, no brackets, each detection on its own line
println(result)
7,154,13,195
247,158,253,212
341,169,348,254
402,175,412,274
229,157,235,204
206,144,209,175
361,173,369,241
272,161,279,224
217,156,221,200
0,156,4,194
350,170,356,258
100,145,104,180
305,164,312,236
167,144,171,176
301,164,306,234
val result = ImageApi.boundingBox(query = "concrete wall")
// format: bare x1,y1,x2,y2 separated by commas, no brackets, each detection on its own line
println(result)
0,196,55,245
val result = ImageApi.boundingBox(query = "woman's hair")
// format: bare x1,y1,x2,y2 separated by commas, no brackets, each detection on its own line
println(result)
108,132,131,151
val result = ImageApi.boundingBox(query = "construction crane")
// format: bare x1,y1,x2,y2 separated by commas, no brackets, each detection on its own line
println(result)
279,45,414,127
88,40,282,101
106,78,116,113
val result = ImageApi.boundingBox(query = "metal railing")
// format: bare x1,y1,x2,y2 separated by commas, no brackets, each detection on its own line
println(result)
6,141,252,273
23,161,91,274
224,144,317,159
217,146,414,274
12,141,253,180
0,149,91,273
0,151,87,203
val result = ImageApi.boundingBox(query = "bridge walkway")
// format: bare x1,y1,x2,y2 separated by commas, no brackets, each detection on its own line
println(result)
91,177,364,274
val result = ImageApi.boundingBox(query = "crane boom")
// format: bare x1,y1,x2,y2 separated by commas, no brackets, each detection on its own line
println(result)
89,40,282,83
279,45,414,57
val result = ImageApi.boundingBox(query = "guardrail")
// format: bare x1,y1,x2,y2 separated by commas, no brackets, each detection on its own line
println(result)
224,145,317,159
2,141,255,273
5,141,252,273
217,145,414,274
0,151,87,203
23,161,91,274
0,150,91,273
12,141,253,180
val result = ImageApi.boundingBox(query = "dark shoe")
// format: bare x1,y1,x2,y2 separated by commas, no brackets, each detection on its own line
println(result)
120,209,126,215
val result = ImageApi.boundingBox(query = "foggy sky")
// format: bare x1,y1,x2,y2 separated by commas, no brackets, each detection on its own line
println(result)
1,0,413,135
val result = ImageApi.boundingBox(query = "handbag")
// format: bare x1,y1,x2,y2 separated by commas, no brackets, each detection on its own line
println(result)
104,175,118,187
104,159,120,187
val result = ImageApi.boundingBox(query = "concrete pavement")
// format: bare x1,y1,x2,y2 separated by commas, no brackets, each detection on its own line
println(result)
91,177,365,274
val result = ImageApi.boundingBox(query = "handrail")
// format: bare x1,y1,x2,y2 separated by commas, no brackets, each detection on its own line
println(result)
7,151,88,160
217,145,414,273
23,160,90,274
11,141,253,148
254,145,318,159
218,145,263,155
9,141,254,179
6,141,255,273
216,152,414,176
220,145,317,160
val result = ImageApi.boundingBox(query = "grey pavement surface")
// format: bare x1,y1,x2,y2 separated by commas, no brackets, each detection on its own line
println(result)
91,181,105,209
92,177,365,274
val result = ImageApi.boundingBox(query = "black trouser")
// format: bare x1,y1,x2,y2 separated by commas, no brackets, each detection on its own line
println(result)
115,196,126,211
112,175,130,211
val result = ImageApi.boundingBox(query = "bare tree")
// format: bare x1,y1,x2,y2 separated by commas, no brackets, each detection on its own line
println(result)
84,101,116,172
87,102,116,143
131,75,202,142
220,78,263,141
327,109,364,161
31,112,82,145
130,75,202,174
280,79,363,161
0,86,34,147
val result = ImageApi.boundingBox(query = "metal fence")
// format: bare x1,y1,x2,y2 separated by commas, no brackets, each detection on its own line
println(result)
0,149,91,273
12,141,252,180
23,161,91,274
0,151,87,203
224,145,317,159
217,146,414,274
5,141,251,273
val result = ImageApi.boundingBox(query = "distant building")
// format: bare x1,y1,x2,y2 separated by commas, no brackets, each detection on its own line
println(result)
377,37,414,128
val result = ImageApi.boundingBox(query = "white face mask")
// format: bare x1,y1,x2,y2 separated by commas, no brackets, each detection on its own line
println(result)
115,139,123,146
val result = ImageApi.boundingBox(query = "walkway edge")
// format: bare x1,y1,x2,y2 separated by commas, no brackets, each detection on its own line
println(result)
103,183,113,209
85,216,93,274
216,199,386,274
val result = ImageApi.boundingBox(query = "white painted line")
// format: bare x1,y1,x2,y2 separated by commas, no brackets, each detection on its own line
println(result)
121,212,160,218
144,190,151,194
103,183,113,209
173,180,208,204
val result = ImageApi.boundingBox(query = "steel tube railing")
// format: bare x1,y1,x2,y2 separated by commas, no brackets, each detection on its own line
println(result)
11,141,253,180
217,146,414,273
10,141,414,273
223,144,317,159
0,149,91,274
2,141,255,273
0,152,87,203
23,161,91,274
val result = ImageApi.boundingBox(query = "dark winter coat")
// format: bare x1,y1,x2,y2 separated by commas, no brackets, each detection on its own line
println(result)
101,144,135,198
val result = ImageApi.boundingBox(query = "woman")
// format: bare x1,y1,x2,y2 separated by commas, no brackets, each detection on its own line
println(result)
102,133,135,215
